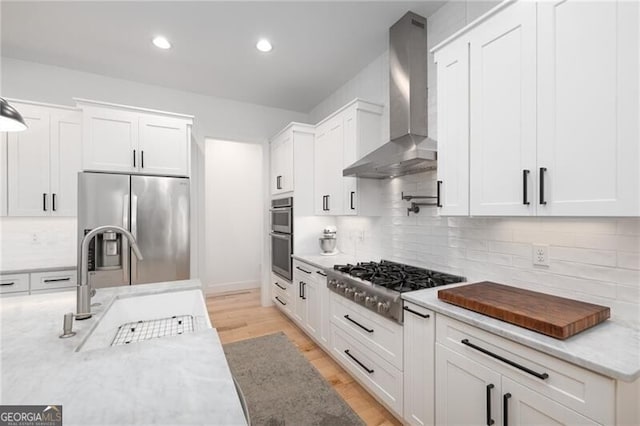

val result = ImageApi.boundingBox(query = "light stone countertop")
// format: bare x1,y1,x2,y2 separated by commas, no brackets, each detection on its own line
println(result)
402,282,640,382
0,265,77,275
292,253,380,271
0,279,247,425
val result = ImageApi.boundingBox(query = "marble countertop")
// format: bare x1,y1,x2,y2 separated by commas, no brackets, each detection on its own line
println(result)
292,253,379,271
402,283,640,382
1,265,76,274
0,279,247,425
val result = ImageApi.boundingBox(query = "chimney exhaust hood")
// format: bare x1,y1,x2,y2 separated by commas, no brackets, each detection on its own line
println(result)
343,11,436,179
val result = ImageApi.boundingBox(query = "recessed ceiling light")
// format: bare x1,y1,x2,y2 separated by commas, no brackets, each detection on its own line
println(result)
152,36,171,50
256,39,272,53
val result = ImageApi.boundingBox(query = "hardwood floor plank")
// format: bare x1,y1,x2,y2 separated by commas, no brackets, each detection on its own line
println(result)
207,289,402,426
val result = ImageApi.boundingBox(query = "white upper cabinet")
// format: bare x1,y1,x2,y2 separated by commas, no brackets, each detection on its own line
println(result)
270,129,294,195
313,99,383,216
469,0,537,216
78,99,192,177
7,101,81,217
138,114,189,177
537,0,639,216
434,38,470,216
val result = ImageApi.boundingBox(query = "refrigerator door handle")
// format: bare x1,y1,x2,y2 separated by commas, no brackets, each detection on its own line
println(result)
122,194,130,283
131,194,138,240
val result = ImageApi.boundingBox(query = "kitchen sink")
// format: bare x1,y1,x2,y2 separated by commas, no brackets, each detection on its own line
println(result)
77,289,211,352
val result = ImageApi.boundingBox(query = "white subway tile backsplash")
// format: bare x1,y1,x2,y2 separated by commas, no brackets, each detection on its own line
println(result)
617,252,640,270
549,247,617,267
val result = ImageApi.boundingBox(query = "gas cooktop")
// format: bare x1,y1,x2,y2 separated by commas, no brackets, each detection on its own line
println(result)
327,260,465,323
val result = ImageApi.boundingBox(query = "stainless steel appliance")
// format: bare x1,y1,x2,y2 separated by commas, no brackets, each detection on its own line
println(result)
327,260,465,323
319,225,338,255
78,172,190,288
343,12,438,179
270,197,293,280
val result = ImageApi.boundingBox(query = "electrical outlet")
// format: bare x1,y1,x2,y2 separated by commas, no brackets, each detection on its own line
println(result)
533,244,549,266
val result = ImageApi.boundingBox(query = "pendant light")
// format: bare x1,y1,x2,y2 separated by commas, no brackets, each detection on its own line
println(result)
0,98,27,132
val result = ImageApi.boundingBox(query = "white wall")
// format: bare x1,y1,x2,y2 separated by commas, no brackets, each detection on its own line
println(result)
307,1,640,329
0,57,307,278
204,139,263,293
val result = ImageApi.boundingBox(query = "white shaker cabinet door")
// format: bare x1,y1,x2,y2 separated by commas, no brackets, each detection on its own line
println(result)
7,104,51,216
537,0,639,216
435,38,470,216
50,109,82,216
502,377,598,426
138,115,189,177
469,1,537,216
435,343,502,426
82,107,138,173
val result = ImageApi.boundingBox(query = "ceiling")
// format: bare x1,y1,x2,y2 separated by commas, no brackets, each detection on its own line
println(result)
1,1,445,113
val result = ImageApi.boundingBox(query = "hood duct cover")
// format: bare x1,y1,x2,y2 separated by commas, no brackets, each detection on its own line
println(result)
343,11,437,179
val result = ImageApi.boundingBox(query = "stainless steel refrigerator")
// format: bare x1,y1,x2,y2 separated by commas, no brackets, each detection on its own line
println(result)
78,172,190,288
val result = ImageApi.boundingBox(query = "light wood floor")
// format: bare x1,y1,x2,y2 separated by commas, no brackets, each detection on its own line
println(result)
206,289,402,426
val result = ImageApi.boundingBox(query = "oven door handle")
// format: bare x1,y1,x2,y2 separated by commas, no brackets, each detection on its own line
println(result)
270,232,291,240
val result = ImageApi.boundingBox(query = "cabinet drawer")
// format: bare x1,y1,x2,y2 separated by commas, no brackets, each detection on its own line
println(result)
30,270,76,291
293,260,315,281
436,314,615,424
271,274,291,314
330,293,403,369
0,273,29,294
331,324,403,415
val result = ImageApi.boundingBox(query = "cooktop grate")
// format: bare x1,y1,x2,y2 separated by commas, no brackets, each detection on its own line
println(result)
111,315,195,346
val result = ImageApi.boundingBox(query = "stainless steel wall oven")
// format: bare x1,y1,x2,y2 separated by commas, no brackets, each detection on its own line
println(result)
270,197,293,280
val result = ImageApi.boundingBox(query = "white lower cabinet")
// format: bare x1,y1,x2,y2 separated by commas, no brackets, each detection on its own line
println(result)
271,273,292,316
435,314,615,426
0,273,30,295
403,302,436,426
30,269,76,292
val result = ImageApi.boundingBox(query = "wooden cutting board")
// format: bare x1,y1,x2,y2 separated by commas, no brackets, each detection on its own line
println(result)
438,282,610,339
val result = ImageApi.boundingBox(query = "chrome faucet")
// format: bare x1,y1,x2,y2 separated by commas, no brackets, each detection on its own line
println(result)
76,225,143,320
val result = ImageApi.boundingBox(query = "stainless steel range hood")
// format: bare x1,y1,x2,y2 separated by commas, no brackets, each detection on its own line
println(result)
343,11,436,179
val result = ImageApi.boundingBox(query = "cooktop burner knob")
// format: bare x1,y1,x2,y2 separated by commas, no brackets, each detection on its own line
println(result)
365,296,378,308
328,279,338,289
336,282,346,292
354,291,366,303
344,287,356,298
377,301,391,314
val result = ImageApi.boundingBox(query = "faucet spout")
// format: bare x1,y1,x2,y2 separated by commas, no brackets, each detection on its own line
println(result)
76,225,143,320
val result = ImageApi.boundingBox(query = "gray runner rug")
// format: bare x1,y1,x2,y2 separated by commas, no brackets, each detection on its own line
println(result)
223,332,365,426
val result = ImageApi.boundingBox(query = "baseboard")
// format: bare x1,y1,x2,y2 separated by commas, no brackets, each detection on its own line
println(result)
204,280,260,295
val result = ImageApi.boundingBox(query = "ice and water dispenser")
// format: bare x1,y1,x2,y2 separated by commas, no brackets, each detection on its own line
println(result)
84,229,128,287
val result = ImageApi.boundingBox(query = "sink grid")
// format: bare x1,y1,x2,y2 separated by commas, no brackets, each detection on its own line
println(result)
111,315,195,346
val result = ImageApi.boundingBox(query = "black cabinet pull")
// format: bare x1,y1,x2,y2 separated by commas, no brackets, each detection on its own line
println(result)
275,296,286,306
344,315,374,333
325,195,330,211
522,169,530,205
0,282,15,286
461,339,549,380
344,349,374,374
301,282,307,300
316,271,327,277
42,193,47,211
321,195,326,211
299,281,303,298
296,266,311,274
403,306,430,319
436,180,443,207
486,384,495,425
276,175,282,190
52,193,57,211
141,150,144,168
274,282,286,291
133,149,136,167
539,167,547,205
44,277,71,283
350,191,355,210
503,393,512,426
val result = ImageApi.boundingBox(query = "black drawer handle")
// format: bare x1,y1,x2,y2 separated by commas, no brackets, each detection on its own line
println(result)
275,296,286,306
461,339,549,380
539,167,547,205
403,306,430,319
316,271,327,277
44,278,71,283
486,384,495,425
344,349,374,374
296,266,311,274
344,315,374,333
274,282,286,291
503,393,512,426
522,169,530,205
1,282,15,286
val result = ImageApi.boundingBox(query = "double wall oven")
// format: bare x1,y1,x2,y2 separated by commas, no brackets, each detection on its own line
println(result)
270,197,293,280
